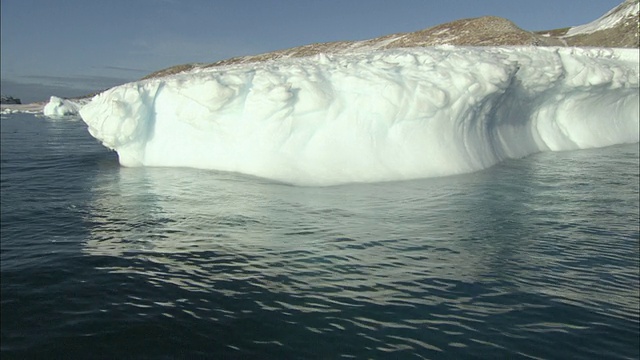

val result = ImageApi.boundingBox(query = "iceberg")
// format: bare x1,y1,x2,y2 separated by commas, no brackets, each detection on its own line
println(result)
44,96,82,118
79,46,639,185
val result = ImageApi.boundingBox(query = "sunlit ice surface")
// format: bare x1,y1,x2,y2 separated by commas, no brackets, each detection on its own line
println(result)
79,46,639,185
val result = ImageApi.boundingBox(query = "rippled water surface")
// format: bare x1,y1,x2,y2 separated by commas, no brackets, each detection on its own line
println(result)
2,113,639,359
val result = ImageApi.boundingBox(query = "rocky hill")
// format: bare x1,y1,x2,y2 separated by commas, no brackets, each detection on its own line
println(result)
556,0,639,47
141,0,638,79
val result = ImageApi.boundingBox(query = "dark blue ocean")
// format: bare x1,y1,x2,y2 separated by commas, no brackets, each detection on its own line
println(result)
1,112,639,359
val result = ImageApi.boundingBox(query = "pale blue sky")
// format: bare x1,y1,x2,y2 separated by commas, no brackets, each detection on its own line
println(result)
1,0,624,102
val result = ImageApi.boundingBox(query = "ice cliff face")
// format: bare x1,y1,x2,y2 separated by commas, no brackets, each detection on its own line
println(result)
79,46,639,185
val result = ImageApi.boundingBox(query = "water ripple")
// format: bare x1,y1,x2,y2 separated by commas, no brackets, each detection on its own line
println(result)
1,115,638,359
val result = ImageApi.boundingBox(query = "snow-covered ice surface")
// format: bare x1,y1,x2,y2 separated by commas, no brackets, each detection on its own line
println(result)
80,46,639,186
43,96,83,118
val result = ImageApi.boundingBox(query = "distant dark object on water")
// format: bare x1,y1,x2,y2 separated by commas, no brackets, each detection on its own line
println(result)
1,95,22,104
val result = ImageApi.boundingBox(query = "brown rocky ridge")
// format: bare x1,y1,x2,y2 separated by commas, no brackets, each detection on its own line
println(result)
138,0,638,80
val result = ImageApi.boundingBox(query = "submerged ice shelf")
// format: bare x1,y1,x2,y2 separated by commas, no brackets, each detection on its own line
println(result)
79,46,639,185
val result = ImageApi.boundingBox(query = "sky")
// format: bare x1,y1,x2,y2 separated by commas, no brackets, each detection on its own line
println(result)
0,0,625,103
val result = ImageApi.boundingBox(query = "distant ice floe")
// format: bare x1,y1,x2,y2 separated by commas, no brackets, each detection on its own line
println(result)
1,103,44,116
79,46,639,185
2,96,88,118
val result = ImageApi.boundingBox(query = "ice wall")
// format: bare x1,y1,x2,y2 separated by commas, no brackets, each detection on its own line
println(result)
79,46,639,185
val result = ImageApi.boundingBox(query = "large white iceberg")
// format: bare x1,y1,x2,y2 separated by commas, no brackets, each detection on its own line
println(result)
79,46,639,185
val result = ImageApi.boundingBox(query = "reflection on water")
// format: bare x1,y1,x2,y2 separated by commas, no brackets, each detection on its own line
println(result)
3,113,638,358
78,144,639,357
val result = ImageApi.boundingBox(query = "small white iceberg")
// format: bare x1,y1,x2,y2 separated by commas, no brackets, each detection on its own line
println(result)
43,96,81,118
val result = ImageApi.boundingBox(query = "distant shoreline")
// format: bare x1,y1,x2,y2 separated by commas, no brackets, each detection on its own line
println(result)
1,102,46,113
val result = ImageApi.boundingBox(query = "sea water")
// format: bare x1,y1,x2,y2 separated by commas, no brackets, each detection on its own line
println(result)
1,112,638,359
